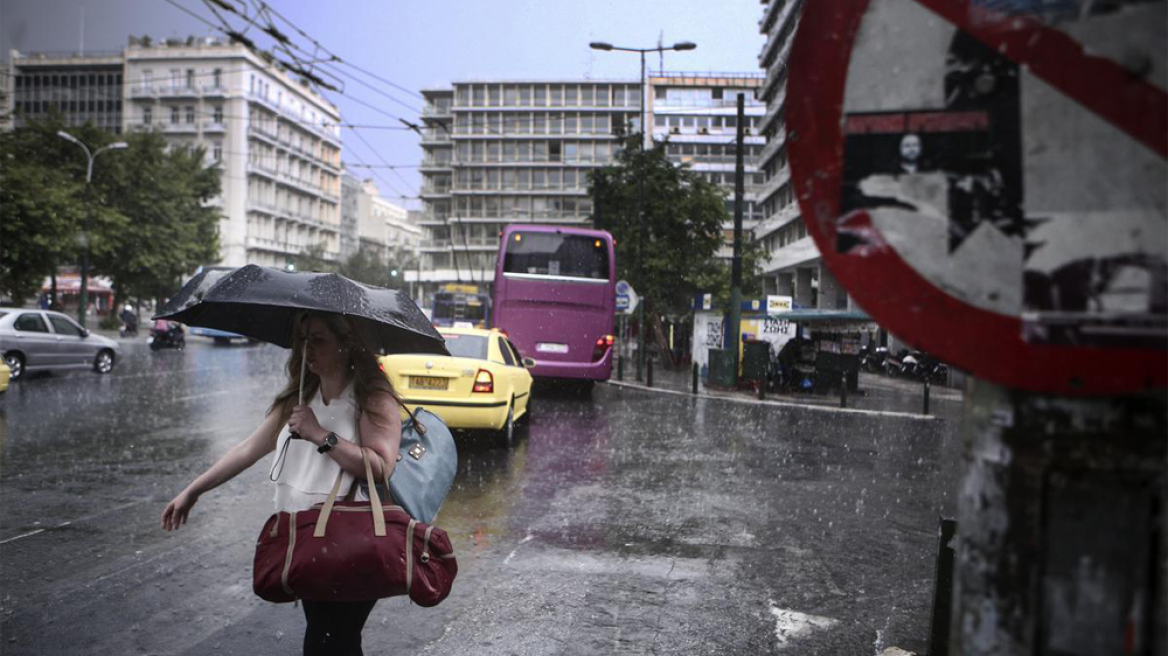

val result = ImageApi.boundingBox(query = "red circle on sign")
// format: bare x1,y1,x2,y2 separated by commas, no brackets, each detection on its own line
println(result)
787,0,1167,395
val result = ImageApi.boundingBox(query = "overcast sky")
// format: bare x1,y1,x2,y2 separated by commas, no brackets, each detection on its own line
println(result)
1,0,766,208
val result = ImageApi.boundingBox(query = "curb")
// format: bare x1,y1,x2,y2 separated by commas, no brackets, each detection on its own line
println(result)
602,379,941,421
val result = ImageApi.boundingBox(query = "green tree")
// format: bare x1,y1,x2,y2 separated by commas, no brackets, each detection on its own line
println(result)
589,135,763,319
0,116,221,307
292,243,338,275
90,130,221,305
0,115,96,302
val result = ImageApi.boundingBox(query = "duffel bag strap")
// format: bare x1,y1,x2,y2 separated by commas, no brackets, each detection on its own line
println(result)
362,447,387,537
312,448,388,538
312,467,347,538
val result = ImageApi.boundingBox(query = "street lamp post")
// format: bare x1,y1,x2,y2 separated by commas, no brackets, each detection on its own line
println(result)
590,40,696,382
58,130,127,327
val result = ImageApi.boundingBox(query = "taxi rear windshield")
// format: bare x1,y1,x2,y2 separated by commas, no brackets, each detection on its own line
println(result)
503,232,609,280
440,334,488,360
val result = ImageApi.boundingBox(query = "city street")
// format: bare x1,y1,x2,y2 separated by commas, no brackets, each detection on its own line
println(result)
0,336,962,655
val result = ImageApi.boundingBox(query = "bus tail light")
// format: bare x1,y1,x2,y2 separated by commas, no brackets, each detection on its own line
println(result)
592,335,615,361
473,369,494,393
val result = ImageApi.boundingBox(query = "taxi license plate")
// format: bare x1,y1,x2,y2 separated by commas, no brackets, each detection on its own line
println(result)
410,376,448,390
536,343,569,354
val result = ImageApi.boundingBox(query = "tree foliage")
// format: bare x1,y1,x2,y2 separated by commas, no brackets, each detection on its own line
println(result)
588,136,763,318
293,244,414,290
0,115,221,304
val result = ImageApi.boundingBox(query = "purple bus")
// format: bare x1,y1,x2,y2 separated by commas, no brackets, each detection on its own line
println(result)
492,225,616,384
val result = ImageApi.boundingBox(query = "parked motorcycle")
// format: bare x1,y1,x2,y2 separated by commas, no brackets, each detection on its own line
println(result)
862,346,889,373
149,320,185,350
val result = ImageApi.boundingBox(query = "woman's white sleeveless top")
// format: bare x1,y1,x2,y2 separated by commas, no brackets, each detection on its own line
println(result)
271,380,361,513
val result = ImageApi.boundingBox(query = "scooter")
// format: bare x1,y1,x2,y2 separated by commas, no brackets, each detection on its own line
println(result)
149,321,185,350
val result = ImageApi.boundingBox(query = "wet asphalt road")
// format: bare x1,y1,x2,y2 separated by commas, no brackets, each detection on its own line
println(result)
0,337,962,655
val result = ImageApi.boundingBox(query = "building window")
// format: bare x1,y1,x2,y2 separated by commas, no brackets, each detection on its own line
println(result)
213,106,223,123
186,69,195,88
186,106,195,123
213,144,222,161
533,85,546,106
712,88,723,100
143,107,152,125
213,68,222,88
171,69,181,89
171,106,180,124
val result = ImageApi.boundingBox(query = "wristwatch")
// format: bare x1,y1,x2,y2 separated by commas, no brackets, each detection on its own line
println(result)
317,431,339,454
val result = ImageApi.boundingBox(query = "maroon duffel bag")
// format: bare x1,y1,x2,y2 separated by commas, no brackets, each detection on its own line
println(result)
253,449,457,606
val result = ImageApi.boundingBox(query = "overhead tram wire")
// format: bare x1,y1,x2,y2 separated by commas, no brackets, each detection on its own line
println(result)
347,124,478,284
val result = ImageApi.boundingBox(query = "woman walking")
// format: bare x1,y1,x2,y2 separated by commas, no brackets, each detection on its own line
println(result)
162,311,403,656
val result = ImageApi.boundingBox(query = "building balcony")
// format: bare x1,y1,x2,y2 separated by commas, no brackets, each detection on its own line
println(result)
420,160,453,172
755,165,791,206
753,201,802,240
760,37,795,102
246,161,279,179
129,85,159,100
760,235,821,275
759,83,787,132
202,120,226,133
201,84,228,98
420,128,452,144
163,122,199,134
757,127,787,170
422,104,453,118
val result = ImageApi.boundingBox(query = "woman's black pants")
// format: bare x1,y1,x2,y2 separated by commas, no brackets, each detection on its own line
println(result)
301,599,377,656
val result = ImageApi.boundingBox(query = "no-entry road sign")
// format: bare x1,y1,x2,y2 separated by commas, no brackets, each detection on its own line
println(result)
788,0,1167,395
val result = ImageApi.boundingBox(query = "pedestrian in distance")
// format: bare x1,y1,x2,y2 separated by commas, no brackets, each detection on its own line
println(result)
161,311,405,656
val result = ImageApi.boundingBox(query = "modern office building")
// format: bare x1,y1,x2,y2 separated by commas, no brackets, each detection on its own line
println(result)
4,50,125,132
754,0,850,309
648,72,766,259
416,80,641,299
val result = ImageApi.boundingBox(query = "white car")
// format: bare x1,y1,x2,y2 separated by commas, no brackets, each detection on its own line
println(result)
0,309,120,380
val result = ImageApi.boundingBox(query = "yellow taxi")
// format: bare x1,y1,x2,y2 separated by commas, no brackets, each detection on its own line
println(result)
379,327,533,445
0,355,9,394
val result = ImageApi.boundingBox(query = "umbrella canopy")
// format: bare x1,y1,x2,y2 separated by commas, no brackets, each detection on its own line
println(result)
154,264,448,356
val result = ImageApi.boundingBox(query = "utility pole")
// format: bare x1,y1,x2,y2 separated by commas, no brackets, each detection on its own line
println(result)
58,131,126,327
727,94,746,385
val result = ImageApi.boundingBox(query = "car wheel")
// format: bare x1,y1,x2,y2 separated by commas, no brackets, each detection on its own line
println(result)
497,401,515,449
94,349,115,374
4,352,24,381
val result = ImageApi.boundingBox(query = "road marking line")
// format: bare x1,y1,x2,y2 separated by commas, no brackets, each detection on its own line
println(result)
603,380,940,421
503,533,534,565
0,500,145,545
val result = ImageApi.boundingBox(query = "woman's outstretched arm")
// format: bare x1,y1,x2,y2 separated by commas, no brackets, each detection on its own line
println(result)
161,402,291,531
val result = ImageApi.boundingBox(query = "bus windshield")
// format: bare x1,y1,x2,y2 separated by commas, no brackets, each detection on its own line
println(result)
503,232,610,280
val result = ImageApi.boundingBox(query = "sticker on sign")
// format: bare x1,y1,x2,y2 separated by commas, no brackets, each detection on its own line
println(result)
788,0,1167,395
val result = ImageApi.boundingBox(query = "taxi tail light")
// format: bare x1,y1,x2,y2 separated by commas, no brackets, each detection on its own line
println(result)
472,369,494,393
592,334,615,361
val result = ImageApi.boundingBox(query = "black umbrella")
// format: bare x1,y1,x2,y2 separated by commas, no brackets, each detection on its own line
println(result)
154,264,447,356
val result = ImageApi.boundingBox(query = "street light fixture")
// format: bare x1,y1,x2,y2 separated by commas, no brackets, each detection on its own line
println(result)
58,130,128,326
589,39,697,382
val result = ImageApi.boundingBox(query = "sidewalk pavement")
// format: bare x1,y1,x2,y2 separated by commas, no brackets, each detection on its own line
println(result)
605,361,963,421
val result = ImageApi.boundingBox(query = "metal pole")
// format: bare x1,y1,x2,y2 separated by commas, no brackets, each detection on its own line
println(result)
77,154,95,327
617,353,624,381
635,50,646,383
728,94,746,387
692,361,698,394
646,353,653,388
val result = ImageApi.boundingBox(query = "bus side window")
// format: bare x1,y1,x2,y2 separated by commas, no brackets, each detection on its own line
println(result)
497,337,516,366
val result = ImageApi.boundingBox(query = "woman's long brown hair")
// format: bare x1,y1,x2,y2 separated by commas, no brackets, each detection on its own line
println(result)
267,311,403,428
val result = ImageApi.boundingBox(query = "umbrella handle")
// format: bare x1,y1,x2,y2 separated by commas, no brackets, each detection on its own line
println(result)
291,341,308,441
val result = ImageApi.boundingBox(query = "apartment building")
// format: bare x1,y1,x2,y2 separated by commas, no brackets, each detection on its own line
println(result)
416,80,641,299
4,50,125,132
648,72,766,259
754,0,850,309
124,37,343,269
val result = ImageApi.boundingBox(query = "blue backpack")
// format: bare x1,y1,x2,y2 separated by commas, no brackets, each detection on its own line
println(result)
382,407,457,524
